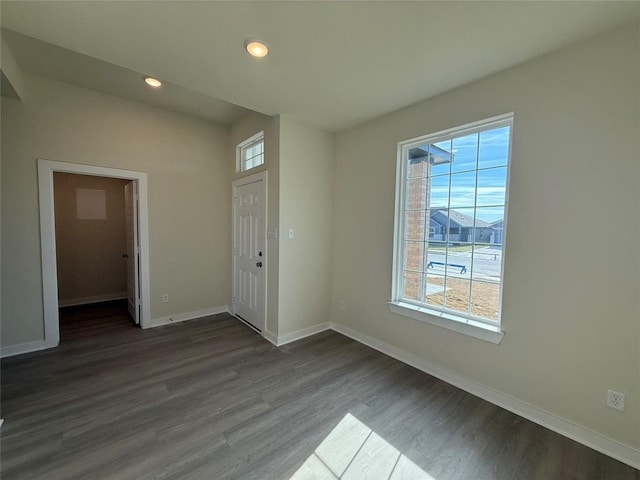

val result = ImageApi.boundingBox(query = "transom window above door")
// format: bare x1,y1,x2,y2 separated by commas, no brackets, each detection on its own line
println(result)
237,131,265,172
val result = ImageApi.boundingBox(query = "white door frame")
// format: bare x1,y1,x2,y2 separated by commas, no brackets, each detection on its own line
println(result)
232,170,268,333
37,159,152,348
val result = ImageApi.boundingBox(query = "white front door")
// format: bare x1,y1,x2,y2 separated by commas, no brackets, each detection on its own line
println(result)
232,174,266,331
124,181,140,324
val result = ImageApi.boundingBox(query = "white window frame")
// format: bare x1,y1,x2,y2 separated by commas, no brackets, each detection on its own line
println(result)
237,131,265,172
390,113,514,344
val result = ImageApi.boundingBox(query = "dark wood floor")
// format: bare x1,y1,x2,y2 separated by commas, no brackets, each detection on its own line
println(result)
1,302,638,480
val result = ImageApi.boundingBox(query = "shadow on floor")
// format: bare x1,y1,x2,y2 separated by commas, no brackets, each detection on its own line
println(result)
59,299,137,342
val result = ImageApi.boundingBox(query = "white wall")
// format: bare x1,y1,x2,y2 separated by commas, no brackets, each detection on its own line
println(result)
278,116,334,336
331,23,640,449
1,74,231,346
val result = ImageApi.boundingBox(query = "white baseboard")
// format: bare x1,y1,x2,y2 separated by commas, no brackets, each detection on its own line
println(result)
233,319,329,347
263,329,278,346
238,321,330,347
58,292,127,307
149,305,229,328
274,323,331,347
330,322,640,470
1,340,48,358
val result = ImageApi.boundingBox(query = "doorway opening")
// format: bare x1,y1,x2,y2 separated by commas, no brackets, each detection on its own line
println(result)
38,159,151,349
52,172,137,341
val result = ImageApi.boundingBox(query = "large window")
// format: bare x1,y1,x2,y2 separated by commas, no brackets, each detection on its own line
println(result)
391,114,512,340
238,131,264,172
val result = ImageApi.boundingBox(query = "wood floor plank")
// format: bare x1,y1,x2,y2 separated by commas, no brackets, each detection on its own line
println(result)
1,301,638,480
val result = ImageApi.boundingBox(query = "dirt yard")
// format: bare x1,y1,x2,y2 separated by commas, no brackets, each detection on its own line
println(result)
424,275,500,320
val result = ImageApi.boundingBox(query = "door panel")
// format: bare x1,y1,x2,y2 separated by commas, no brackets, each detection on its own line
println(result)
124,181,140,325
233,177,265,331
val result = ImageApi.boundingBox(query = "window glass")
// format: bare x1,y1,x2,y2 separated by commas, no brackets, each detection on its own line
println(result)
238,133,264,172
394,117,512,325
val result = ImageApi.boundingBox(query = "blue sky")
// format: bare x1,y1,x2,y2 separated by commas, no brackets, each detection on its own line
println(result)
424,125,510,223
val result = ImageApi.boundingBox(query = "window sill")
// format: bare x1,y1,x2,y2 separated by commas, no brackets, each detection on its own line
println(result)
388,301,504,344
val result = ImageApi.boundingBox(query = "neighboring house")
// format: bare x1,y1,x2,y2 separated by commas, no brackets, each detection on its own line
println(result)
491,219,504,245
429,209,494,243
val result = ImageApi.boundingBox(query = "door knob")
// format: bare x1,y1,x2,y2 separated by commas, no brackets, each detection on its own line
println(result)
256,261,263,268
122,254,129,258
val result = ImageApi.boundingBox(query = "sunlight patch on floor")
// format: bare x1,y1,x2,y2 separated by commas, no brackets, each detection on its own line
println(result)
290,413,435,480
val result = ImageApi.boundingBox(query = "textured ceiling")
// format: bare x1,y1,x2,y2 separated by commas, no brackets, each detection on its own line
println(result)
1,1,638,131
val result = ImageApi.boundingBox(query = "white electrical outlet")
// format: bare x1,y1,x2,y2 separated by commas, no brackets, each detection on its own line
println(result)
339,300,346,312
162,293,169,303
607,389,625,411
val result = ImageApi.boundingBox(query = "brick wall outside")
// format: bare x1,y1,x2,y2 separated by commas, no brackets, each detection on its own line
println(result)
404,160,430,300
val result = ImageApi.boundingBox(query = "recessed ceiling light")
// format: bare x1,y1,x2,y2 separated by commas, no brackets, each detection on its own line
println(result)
244,39,269,58
144,76,162,88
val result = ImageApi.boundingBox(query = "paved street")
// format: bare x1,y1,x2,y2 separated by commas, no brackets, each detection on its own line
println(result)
426,246,502,281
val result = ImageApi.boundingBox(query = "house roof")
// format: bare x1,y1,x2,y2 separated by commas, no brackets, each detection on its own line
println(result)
431,209,492,228
2,2,638,131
